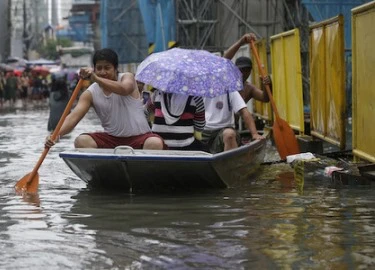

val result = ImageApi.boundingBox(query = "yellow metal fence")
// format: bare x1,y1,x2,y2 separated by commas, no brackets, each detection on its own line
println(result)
352,1,375,162
270,29,304,134
309,15,346,149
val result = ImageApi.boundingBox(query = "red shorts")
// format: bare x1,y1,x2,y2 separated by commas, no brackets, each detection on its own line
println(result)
84,132,165,149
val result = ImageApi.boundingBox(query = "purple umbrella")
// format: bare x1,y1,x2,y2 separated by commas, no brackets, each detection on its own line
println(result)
135,48,243,98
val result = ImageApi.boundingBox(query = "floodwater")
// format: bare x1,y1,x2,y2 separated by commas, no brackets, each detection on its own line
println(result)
1,104,375,270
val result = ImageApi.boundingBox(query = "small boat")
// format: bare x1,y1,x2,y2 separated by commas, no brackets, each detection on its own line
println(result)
59,138,267,191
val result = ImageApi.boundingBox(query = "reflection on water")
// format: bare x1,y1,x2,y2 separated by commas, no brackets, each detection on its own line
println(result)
0,106,375,269
69,189,278,269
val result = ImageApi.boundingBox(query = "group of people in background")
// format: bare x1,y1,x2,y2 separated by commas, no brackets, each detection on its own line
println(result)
0,71,52,108
44,33,272,155
0,68,83,132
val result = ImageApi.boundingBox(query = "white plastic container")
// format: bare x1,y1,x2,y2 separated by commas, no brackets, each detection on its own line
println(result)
286,152,316,163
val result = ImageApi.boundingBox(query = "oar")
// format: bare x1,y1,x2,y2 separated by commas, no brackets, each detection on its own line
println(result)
15,79,84,194
250,40,300,160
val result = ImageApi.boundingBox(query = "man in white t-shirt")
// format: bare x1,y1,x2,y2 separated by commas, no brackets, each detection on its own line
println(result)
202,91,265,154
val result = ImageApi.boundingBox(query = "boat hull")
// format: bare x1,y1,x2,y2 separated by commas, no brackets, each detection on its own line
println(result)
59,139,266,191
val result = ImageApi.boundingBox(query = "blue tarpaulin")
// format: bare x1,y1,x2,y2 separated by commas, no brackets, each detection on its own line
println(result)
100,0,148,63
100,0,176,63
137,0,176,53
301,0,372,116
57,13,92,42
301,0,371,50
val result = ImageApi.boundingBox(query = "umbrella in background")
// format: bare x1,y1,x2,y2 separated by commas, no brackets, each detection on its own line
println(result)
6,56,28,67
135,48,243,97
49,65,62,74
31,66,50,77
27,58,57,66
65,68,79,81
0,63,14,72
13,69,23,77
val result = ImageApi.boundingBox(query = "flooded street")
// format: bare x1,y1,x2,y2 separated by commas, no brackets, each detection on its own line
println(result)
1,105,375,269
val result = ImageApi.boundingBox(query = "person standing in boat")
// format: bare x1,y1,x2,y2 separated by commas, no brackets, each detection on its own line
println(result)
145,89,205,150
45,48,165,150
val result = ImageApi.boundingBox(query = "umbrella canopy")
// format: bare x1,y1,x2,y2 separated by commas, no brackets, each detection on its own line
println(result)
13,69,23,77
0,63,14,72
31,66,50,77
27,58,57,66
49,65,62,73
135,48,243,97
6,56,28,67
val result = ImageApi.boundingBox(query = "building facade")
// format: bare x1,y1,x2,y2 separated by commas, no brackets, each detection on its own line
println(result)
0,0,10,62
1,0,69,60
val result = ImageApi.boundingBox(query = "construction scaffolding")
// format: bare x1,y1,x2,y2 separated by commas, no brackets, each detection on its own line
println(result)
175,0,289,52
175,0,218,50
175,0,310,104
175,0,368,56
99,0,309,61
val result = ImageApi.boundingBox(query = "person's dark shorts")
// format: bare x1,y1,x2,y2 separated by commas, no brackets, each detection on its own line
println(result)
202,128,240,154
168,139,204,151
83,132,166,149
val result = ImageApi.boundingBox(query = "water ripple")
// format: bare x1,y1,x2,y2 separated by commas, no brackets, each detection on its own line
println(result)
0,107,375,269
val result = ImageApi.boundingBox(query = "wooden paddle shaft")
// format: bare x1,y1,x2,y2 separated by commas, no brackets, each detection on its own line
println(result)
51,79,84,141
26,79,84,183
249,40,300,159
249,40,280,121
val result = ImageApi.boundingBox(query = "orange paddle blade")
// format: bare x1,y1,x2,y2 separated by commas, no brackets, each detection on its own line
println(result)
249,39,300,159
14,172,39,194
14,79,84,195
272,118,300,160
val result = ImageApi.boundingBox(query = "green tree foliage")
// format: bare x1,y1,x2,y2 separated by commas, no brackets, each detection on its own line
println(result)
37,38,72,60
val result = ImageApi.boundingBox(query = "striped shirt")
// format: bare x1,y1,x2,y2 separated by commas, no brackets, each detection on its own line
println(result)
146,90,205,148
